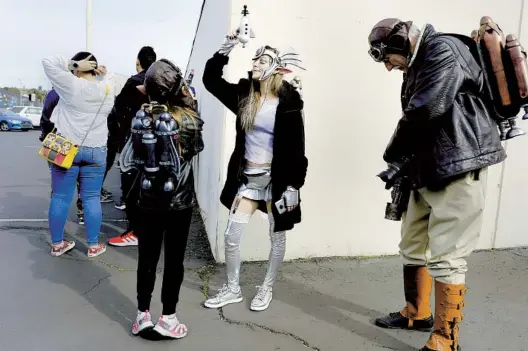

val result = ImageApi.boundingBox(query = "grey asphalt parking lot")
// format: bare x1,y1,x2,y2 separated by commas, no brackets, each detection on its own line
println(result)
0,131,526,350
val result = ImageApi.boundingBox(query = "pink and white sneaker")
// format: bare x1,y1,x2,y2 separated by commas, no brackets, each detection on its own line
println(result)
87,243,106,258
153,314,188,339
51,240,75,257
131,310,154,336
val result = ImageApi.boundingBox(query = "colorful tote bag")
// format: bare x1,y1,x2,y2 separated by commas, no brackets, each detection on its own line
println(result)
38,84,109,169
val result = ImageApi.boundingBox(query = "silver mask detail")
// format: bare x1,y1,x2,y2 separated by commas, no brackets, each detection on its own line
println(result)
252,46,306,81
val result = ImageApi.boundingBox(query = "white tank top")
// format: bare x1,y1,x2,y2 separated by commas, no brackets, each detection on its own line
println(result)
244,98,279,164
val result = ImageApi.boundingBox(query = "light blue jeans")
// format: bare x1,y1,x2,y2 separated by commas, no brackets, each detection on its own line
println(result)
49,146,107,246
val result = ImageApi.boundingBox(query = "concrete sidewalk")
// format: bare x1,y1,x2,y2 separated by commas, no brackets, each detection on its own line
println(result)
0,218,526,351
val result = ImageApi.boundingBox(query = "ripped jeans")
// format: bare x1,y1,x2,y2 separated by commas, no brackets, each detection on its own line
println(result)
224,196,287,292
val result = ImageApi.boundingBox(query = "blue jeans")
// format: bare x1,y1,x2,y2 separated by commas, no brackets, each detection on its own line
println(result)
49,146,107,245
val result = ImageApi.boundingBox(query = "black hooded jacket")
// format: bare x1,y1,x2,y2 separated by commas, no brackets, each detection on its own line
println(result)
108,70,149,152
203,52,308,232
132,59,205,212
384,24,507,190
39,89,59,141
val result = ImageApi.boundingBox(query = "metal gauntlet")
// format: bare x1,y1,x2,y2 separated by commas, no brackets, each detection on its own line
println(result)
218,36,239,56
283,186,299,207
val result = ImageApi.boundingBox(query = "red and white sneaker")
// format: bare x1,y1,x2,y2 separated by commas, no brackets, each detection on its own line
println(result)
153,314,188,339
87,243,106,258
131,310,154,336
108,231,138,247
51,240,75,257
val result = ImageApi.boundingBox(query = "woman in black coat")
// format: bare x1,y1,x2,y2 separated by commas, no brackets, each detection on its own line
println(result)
202,32,308,312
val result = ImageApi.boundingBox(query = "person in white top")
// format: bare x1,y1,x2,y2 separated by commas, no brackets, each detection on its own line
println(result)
42,51,118,258
202,32,308,312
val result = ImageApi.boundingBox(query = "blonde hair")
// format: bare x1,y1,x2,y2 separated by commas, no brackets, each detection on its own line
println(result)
239,73,284,133
168,105,200,153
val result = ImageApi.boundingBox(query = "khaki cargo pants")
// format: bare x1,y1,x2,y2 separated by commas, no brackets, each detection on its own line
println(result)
399,168,487,285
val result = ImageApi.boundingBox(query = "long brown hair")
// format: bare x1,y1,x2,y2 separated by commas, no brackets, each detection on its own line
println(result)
238,73,283,133
167,86,201,155
168,86,199,124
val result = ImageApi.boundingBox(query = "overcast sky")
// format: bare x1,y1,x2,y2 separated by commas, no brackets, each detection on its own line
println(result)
0,0,203,90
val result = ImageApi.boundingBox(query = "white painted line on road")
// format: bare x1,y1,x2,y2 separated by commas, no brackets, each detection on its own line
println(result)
0,219,48,222
0,218,127,223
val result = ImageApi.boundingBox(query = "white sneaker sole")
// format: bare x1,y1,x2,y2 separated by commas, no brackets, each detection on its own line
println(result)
108,241,138,247
203,296,243,309
132,321,154,336
153,324,188,339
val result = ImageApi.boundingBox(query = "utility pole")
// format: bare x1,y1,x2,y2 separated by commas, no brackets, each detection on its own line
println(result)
86,0,92,51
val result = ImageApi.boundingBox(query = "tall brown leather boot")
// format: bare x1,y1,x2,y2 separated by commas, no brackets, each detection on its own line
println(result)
375,265,434,331
420,281,466,351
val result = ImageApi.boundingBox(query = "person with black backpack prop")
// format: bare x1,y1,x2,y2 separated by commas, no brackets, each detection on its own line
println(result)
365,17,527,351
119,59,204,339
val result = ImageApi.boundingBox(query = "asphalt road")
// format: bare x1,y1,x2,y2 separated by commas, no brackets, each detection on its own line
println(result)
1,130,527,351
0,129,128,222
0,129,212,263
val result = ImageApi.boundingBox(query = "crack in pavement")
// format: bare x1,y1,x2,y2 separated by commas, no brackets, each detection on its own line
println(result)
82,274,111,296
509,251,528,260
217,308,322,350
375,345,399,350
197,263,322,351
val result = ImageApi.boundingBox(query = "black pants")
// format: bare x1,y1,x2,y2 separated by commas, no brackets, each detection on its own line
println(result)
136,206,193,315
103,142,119,183
121,169,140,231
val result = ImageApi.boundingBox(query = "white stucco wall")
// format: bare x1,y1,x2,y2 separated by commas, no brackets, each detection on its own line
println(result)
185,0,232,260
189,0,528,262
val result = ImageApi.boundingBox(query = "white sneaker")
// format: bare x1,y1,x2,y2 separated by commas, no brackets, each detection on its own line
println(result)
250,285,273,311
204,284,243,308
131,310,154,335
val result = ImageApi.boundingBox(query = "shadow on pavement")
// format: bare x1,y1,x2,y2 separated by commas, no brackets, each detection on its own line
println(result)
275,277,416,351
23,230,137,334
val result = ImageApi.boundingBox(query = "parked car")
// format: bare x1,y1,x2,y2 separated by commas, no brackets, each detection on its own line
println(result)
0,109,33,131
10,106,43,127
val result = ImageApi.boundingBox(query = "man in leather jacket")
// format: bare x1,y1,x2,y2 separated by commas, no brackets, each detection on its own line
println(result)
367,18,507,351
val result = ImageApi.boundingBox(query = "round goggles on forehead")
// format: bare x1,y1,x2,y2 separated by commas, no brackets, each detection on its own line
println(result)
368,44,388,63
368,21,406,63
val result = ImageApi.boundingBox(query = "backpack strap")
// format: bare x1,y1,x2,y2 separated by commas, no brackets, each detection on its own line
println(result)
440,33,496,106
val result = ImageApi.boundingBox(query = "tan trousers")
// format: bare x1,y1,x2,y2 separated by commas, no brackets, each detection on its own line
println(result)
399,168,487,285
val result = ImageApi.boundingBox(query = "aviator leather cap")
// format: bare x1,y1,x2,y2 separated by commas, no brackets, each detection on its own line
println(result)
144,59,184,104
368,18,412,52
